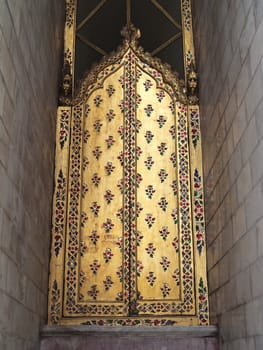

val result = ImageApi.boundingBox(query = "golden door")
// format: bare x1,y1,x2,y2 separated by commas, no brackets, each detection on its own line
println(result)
48,25,209,326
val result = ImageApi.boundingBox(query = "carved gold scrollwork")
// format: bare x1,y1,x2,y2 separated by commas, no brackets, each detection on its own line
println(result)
187,61,199,104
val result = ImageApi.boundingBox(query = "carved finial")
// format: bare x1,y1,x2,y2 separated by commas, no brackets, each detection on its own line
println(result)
62,60,72,97
187,61,198,104
121,24,141,46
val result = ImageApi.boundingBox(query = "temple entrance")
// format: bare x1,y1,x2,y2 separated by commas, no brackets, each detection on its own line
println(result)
48,0,209,327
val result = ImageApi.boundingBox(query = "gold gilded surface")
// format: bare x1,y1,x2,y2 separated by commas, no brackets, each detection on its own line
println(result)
80,66,125,305
48,0,209,326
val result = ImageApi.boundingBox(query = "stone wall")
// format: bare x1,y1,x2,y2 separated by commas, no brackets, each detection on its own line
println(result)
0,1,64,349
193,0,263,349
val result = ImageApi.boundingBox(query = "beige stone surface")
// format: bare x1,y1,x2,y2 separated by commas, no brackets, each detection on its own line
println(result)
193,0,263,348
0,0,64,349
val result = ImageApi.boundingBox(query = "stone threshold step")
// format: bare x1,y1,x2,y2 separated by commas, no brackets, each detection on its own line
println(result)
40,325,218,350
41,325,218,338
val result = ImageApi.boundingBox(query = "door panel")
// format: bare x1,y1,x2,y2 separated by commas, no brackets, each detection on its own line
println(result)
49,42,208,326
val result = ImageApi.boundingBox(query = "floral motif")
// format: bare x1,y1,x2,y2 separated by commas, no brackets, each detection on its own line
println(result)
171,208,178,224
137,261,144,276
79,270,86,287
158,169,168,182
105,136,115,149
105,162,115,175
136,94,142,107
117,179,124,194
145,243,156,258
158,197,168,211
117,151,124,166
89,230,100,245
106,85,115,97
144,156,154,170
136,69,142,82
84,103,90,117
145,213,155,228
159,226,170,240
90,201,100,216
103,276,114,291
170,153,177,167
114,237,123,252
156,115,167,128
119,99,126,113
87,284,99,300
158,142,167,155
169,101,175,114
59,110,70,149
118,74,125,88
161,282,171,298
116,266,123,282
91,173,101,187
136,119,142,133
136,230,144,246
136,173,143,187
169,125,176,139
82,156,89,171
191,109,200,148
82,183,88,198
83,130,90,143
145,185,155,199
104,189,114,204
116,208,123,222
106,109,116,122
94,95,103,107
172,237,179,253
146,271,156,286
160,256,170,271
144,79,153,91
116,292,123,301
136,202,143,217
194,169,205,255
156,90,165,102
80,241,88,256
118,125,124,139
50,280,60,324
197,230,205,256
89,260,100,275
103,248,114,263
198,278,209,325
92,146,102,160
136,146,142,160
171,180,178,196
144,104,154,117
102,218,114,233
81,211,88,227
54,170,66,257
172,268,180,286
94,120,102,132
144,130,154,143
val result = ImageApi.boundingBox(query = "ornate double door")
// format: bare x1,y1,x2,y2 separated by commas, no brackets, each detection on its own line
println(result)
48,34,209,326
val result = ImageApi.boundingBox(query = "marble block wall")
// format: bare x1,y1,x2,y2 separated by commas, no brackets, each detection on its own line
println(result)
0,0,64,349
193,0,263,349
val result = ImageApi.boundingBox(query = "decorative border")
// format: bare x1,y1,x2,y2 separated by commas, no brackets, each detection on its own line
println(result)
198,278,209,325
60,25,187,106
182,0,192,31
190,107,200,148
59,109,70,149
65,0,75,28
50,280,61,324
181,0,196,82
53,169,66,256
193,169,205,256
48,0,210,326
